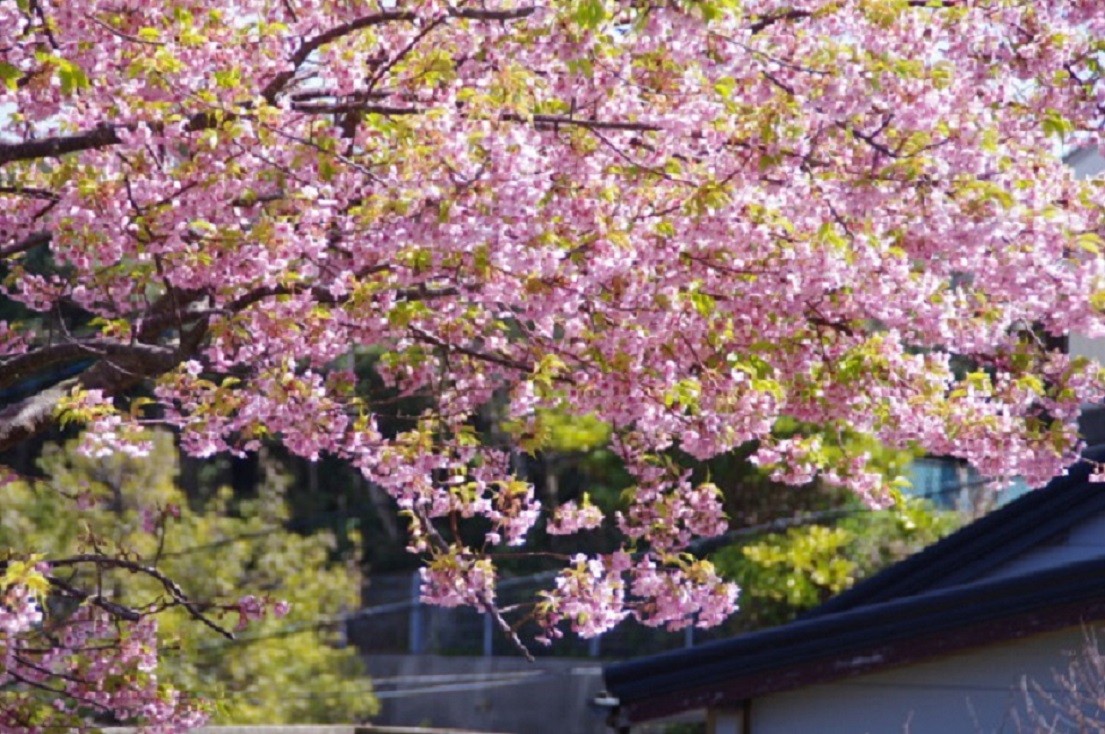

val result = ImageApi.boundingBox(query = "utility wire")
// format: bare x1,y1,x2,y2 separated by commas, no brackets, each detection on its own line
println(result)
191,475,994,649
159,473,983,559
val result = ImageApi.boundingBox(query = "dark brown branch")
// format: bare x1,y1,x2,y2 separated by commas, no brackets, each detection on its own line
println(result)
230,189,286,207
807,307,857,338
0,340,178,392
47,574,142,622
14,655,97,689
0,124,123,167
291,102,421,116
410,326,535,375
8,670,94,706
0,320,201,453
395,285,460,300
260,6,535,102
502,113,662,132
0,185,60,200
748,8,812,34
1,230,51,259
286,103,659,133
28,0,59,50
749,0,955,34
134,287,207,343
452,6,537,21
0,110,237,167
761,69,795,96
222,263,392,313
225,283,339,312
260,10,417,103
0,380,78,454
850,125,899,160
49,555,235,639
366,15,448,92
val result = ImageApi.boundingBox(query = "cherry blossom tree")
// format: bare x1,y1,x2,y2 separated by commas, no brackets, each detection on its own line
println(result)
3,0,1105,728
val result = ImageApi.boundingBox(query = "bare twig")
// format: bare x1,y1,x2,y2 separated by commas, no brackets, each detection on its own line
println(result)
83,12,166,46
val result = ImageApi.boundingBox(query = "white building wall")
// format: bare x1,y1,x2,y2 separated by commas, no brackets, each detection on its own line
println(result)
743,628,1089,734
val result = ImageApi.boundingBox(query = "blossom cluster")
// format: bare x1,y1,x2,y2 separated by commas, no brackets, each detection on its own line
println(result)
1,575,209,732
235,594,292,631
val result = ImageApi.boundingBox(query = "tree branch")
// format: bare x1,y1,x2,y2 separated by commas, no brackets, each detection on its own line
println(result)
451,6,537,21
502,113,663,132
49,555,235,639
1,230,51,259
290,101,421,116
748,8,812,34
260,6,536,103
749,0,956,34
47,574,142,622
0,185,60,200
409,326,535,375
0,328,197,453
0,380,77,454
0,124,123,168
260,10,419,104
0,340,178,392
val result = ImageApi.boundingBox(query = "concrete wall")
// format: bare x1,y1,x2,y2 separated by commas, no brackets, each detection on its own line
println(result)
362,654,609,734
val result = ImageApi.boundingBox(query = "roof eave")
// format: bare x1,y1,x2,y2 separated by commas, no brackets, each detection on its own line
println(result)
606,557,1105,724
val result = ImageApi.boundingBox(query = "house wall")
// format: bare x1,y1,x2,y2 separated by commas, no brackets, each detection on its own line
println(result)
722,627,1092,734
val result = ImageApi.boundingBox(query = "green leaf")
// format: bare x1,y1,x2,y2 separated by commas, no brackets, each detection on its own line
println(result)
690,290,715,318
574,0,607,29
57,59,89,95
0,61,21,90
1076,232,1103,255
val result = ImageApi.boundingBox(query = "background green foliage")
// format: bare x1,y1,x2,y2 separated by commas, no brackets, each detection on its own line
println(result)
713,495,963,625
503,406,965,636
0,431,377,724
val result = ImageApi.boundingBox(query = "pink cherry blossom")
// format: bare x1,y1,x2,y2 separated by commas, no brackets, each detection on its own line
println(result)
3,0,1105,724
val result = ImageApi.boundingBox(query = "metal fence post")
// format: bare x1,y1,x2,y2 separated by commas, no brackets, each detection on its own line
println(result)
483,612,494,657
409,570,425,654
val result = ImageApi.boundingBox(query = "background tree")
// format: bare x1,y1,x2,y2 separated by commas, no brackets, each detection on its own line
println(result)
0,431,375,726
713,495,963,629
3,0,1105,727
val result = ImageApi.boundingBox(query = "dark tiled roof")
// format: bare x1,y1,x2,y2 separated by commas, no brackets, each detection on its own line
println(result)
605,556,1105,723
810,443,1105,617
603,445,1105,724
